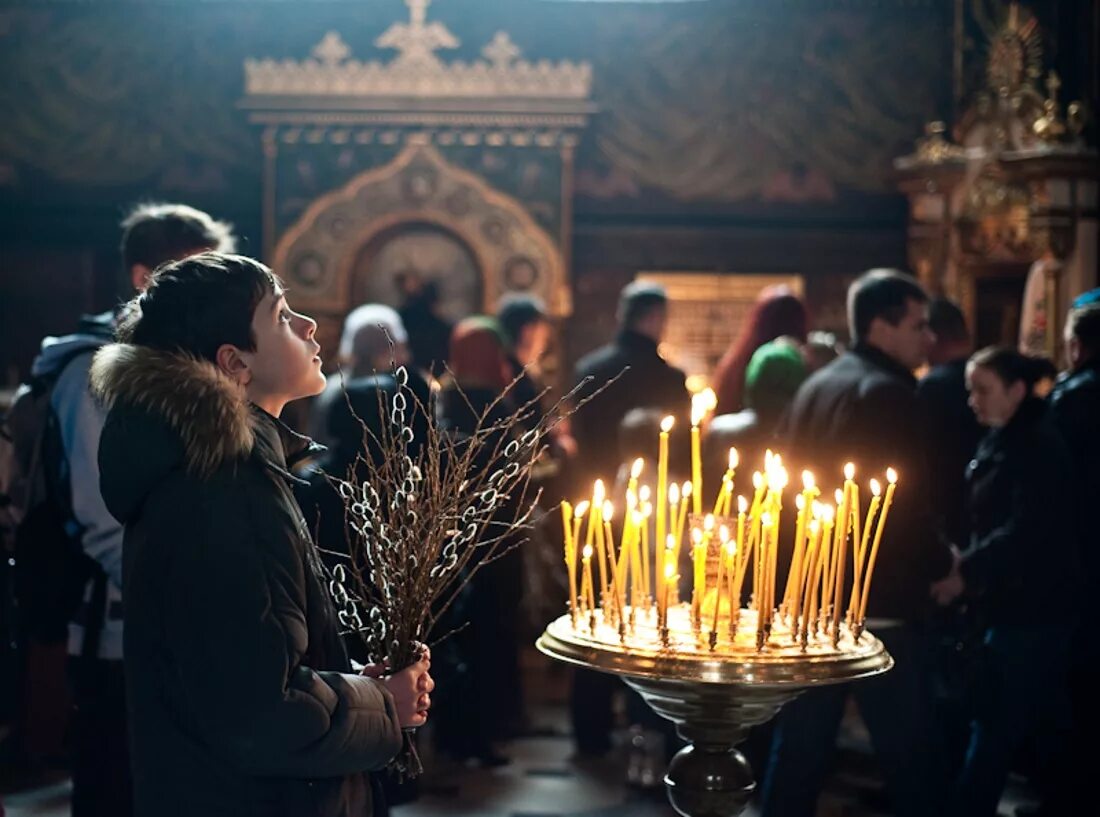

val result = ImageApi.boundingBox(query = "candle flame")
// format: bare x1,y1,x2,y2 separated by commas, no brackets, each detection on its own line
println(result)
729,448,739,469
761,512,772,527
808,519,821,534
702,387,717,411
666,534,677,550
626,491,637,510
602,500,614,520
639,485,651,502
844,462,855,480
643,502,654,517
802,470,815,490
812,500,823,518
753,471,764,490
582,544,593,559
765,449,774,468
593,479,605,503
664,562,675,579
682,480,692,497
668,483,680,505
691,395,706,427
692,528,703,544
704,513,715,530
725,540,737,556
886,467,898,484
660,415,675,433
631,458,645,479
738,495,749,514
719,524,731,542
574,500,590,517
821,505,835,523
835,488,844,505
870,478,882,497
796,494,805,510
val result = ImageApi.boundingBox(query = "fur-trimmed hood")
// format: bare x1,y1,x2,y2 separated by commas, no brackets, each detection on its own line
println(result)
92,343,320,525
91,343,254,478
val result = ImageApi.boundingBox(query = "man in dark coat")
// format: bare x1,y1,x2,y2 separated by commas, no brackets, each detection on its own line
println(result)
92,253,431,817
760,269,953,817
571,281,689,489
1048,301,1100,814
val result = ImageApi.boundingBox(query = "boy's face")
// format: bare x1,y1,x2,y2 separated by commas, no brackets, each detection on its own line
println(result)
241,289,326,408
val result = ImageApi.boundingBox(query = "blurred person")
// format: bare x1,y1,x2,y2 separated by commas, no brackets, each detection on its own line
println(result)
706,337,807,476
801,330,841,374
712,285,808,415
572,281,689,491
761,269,952,817
397,274,452,379
309,304,411,448
933,347,1078,817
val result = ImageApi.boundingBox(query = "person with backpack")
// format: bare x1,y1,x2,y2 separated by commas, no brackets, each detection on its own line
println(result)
4,203,235,816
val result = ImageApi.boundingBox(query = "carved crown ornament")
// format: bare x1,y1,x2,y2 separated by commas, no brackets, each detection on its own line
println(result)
243,0,593,114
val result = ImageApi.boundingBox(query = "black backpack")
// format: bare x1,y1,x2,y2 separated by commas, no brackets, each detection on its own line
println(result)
0,346,106,645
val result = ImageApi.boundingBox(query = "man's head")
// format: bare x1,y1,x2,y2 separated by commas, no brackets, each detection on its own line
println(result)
926,297,971,366
618,281,669,343
847,268,932,371
1064,303,1100,372
118,252,325,415
497,294,551,367
340,304,409,377
120,203,236,292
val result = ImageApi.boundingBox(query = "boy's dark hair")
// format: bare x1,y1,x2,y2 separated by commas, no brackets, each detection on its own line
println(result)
968,346,1050,390
496,294,548,346
847,269,928,343
120,203,236,274
1068,304,1100,356
117,253,280,364
928,298,969,344
618,281,668,330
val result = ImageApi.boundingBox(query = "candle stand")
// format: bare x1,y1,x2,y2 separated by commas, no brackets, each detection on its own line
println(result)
537,607,892,817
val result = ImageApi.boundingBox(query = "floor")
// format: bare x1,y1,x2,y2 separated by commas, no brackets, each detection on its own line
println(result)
1,650,1040,817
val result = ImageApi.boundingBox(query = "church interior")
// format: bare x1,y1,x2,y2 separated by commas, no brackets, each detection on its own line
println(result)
1,1,1097,816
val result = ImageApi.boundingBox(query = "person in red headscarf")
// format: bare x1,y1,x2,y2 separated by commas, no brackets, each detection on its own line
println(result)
433,317,524,767
712,286,809,415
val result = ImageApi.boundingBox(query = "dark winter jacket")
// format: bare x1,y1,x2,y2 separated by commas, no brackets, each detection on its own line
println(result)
1048,359,1100,602
917,357,983,549
571,330,689,486
91,344,403,817
782,344,953,622
962,396,1080,626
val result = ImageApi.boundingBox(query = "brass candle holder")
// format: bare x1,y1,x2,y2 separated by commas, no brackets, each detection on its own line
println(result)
537,605,892,817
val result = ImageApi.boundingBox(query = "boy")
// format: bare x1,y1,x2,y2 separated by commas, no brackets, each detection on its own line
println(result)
91,252,431,817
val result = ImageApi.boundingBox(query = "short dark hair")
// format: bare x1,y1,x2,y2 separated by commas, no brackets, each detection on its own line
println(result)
1068,304,1100,354
117,252,280,364
847,269,928,343
927,298,969,344
496,294,548,345
618,281,668,330
967,346,1050,390
120,203,236,274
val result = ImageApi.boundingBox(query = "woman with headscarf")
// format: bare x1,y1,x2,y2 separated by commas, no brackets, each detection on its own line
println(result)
433,317,524,766
712,286,809,415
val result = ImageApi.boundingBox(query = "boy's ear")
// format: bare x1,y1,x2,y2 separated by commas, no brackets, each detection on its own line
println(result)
216,344,250,386
131,263,153,292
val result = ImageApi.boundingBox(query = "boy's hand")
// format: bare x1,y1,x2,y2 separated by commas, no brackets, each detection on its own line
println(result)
378,647,433,728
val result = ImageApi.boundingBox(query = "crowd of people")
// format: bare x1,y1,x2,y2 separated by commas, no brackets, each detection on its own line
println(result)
1,200,1097,817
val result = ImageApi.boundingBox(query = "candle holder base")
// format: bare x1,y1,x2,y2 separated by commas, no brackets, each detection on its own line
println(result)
537,611,893,817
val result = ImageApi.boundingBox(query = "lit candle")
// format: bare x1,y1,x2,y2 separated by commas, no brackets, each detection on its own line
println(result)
562,501,578,622
641,499,652,606
581,543,596,617
677,481,693,545
849,479,881,624
691,527,706,627
730,495,750,636
691,395,705,516
591,482,608,605
603,500,622,617
627,457,644,498
661,560,676,639
655,416,674,583
814,505,835,630
858,468,897,625
710,525,733,649
800,516,823,648
714,448,739,516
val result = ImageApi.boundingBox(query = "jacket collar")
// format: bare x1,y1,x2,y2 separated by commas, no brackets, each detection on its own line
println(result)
91,343,321,481
851,342,917,387
615,329,661,357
